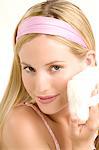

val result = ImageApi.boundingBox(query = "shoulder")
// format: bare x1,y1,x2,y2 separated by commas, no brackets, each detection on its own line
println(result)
2,104,50,149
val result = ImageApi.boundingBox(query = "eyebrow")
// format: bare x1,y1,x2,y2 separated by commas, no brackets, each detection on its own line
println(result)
21,61,65,66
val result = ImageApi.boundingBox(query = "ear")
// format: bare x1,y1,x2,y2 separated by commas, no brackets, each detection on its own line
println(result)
84,50,96,66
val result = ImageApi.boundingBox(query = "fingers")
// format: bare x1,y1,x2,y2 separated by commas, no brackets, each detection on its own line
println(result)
70,83,99,140
82,103,98,142
91,84,99,96
80,83,99,140
86,83,99,134
70,114,81,138
86,104,99,132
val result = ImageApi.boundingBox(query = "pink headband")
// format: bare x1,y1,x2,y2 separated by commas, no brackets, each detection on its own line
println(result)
16,16,87,48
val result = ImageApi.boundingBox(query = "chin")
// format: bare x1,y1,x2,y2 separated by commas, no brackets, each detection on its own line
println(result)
37,102,67,115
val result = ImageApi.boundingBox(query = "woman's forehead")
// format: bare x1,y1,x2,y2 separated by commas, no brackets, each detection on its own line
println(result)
18,35,81,67
19,35,71,56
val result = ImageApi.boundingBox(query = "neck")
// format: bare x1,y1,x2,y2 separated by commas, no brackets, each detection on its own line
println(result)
49,103,71,124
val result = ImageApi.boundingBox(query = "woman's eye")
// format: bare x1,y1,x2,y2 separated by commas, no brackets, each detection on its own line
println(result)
23,66,35,73
50,65,63,72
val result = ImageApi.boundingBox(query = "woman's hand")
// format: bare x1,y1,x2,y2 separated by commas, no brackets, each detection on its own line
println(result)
70,84,99,150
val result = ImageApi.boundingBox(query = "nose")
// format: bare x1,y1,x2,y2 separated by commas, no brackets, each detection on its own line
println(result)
34,71,51,95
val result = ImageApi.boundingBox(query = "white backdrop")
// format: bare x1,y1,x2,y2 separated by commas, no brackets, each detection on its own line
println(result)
0,0,98,101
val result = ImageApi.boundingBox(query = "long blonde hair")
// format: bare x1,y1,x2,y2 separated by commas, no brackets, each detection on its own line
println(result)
0,0,98,148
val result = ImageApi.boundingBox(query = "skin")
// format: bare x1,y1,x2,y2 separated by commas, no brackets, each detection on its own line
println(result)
19,35,99,150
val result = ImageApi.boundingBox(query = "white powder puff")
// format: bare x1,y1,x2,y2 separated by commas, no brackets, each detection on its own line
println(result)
67,66,99,123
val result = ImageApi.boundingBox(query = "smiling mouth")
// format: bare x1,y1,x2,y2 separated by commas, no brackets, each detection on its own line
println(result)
37,94,60,104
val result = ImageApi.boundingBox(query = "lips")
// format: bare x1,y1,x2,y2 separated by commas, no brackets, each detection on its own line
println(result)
37,94,59,100
37,94,59,104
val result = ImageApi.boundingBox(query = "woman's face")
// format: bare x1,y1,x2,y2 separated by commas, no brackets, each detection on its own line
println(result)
19,35,87,114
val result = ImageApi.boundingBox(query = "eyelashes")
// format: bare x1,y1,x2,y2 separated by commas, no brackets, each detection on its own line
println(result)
23,66,35,73
22,65,63,73
49,65,63,72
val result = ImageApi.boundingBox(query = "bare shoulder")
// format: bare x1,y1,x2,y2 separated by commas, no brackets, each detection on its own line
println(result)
2,104,50,150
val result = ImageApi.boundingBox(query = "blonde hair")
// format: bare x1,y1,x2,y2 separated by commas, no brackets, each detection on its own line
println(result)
0,0,98,148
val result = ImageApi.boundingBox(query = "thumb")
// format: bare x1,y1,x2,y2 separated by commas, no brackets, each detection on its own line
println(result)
71,115,80,138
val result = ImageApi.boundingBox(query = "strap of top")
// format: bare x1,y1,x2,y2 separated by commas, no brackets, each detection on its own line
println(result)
17,101,60,150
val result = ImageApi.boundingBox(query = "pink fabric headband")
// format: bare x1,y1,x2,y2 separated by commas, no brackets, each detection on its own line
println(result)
16,16,87,48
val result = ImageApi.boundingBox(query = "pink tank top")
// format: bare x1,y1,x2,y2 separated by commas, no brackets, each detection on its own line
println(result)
18,101,61,150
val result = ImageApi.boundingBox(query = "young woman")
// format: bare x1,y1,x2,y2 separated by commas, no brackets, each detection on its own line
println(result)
0,0,99,149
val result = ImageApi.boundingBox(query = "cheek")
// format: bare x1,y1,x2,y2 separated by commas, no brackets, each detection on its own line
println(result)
22,74,34,96
53,74,69,92
55,68,82,91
